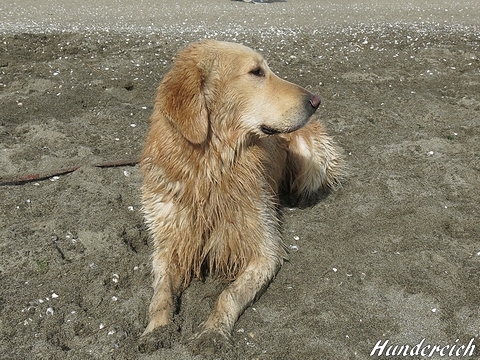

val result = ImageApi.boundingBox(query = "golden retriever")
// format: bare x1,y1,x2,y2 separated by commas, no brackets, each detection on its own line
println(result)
139,39,343,354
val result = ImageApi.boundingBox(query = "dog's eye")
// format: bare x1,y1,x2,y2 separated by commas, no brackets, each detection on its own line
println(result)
249,67,265,77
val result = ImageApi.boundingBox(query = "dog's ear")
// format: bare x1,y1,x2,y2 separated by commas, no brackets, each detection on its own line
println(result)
157,43,210,144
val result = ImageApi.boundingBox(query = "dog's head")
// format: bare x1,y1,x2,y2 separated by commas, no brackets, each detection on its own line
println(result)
156,40,321,144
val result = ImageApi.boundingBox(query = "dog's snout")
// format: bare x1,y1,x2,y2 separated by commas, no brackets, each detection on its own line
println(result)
309,94,321,109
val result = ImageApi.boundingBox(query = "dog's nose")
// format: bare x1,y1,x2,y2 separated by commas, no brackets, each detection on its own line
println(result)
309,94,321,109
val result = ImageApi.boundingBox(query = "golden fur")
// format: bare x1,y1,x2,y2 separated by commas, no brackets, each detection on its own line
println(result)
140,39,342,352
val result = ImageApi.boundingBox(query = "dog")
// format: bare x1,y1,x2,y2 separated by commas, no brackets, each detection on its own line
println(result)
139,39,343,354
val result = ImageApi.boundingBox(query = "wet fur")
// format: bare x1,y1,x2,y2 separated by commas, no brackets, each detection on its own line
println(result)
140,39,343,353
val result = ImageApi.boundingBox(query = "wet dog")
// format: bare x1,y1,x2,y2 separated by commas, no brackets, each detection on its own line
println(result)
139,39,342,353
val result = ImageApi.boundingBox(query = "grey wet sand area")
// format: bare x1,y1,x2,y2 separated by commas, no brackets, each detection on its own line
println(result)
0,0,479,359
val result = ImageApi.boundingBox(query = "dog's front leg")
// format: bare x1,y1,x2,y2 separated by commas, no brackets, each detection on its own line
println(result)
138,250,184,353
190,255,281,355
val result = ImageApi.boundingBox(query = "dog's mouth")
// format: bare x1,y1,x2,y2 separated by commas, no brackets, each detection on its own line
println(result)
260,125,280,135
260,117,311,136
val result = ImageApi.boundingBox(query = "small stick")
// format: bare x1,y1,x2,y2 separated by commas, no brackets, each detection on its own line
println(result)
0,159,139,186
93,159,139,168
86,63,100,73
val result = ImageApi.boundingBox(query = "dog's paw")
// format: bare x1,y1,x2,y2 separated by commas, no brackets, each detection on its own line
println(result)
138,323,181,354
188,329,233,357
